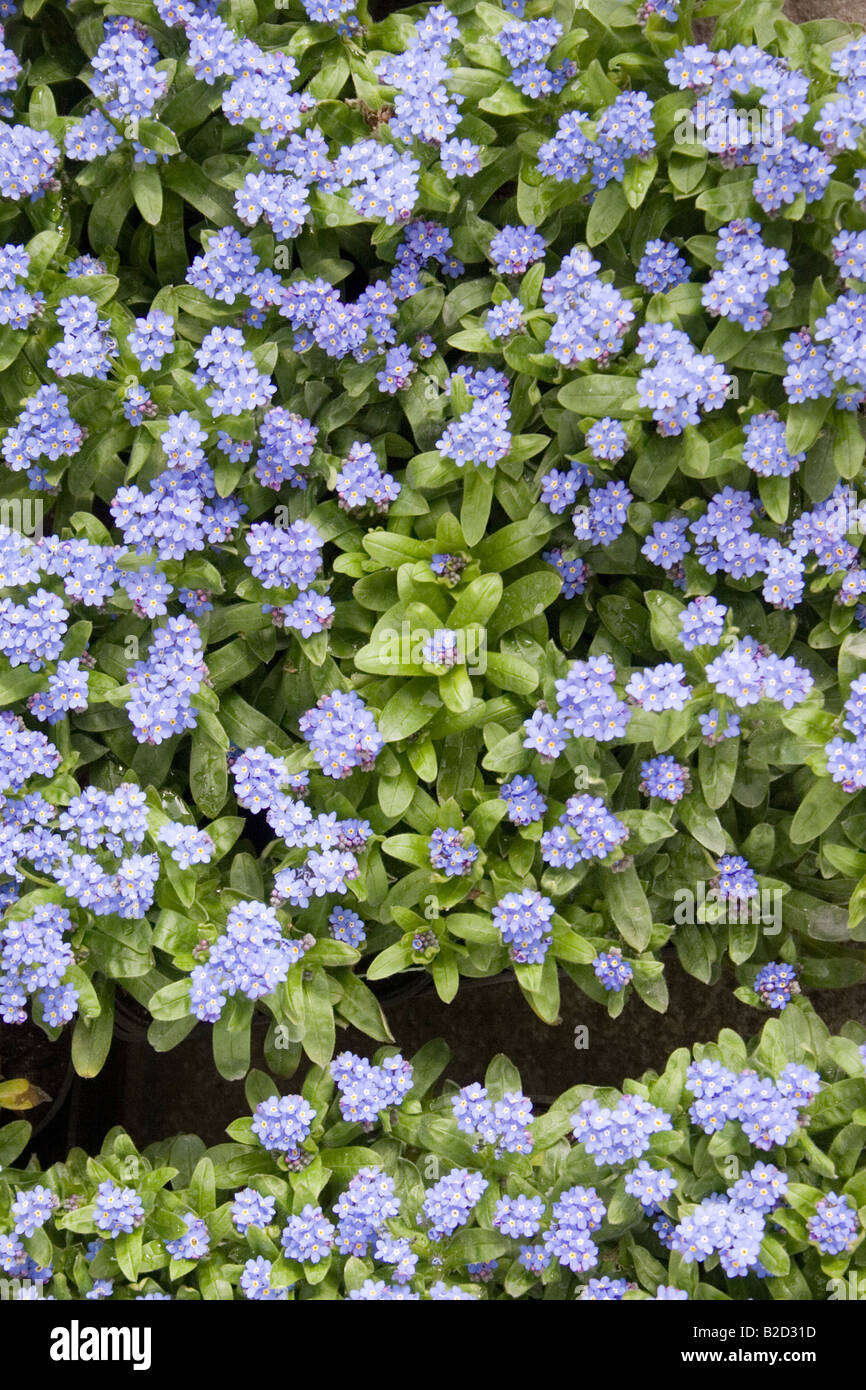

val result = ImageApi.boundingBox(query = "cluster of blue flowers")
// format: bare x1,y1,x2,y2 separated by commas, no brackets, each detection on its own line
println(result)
226,746,372,910
703,220,789,332
640,755,689,803
635,239,690,293
335,441,401,514
299,690,383,779
328,904,367,948
0,904,75,1026
436,378,512,469
280,1204,335,1266
429,826,478,876
707,861,756,915
492,887,554,964
0,242,42,330
826,671,866,791
625,1160,678,1210
572,1094,673,1165
452,1082,534,1155
542,246,634,368
538,92,655,191
669,44,832,215
626,662,692,712
125,616,207,745
2,385,84,485
422,1168,489,1240
705,638,814,709
685,1058,820,1151
540,792,629,868
332,1167,400,1258
533,1186,607,1275
0,780,172,961
189,901,311,1024
636,322,731,436
93,1181,145,1237
421,628,461,668
499,772,547,826
29,659,89,726
670,1194,767,1277
166,1214,210,1262
807,1192,860,1255
592,948,633,993
250,1092,316,1160
546,654,630,743
741,412,804,479
47,296,117,380
0,122,59,202
754,961,800,1011
329,1051,413,1125
497,17,573,99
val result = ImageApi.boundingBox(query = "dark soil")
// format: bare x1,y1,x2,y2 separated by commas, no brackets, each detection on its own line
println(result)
19,961,862,1163
1,1018,73,1146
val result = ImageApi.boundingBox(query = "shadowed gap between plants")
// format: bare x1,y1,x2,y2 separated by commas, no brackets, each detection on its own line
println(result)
21,958,866,1162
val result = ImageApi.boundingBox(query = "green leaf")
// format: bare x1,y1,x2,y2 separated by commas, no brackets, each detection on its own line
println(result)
334,969,393,1043
695,178,755,221
478,86,535,116
624,155,657,210
487,570,561,640
137,119,181,156
88,173,134,255
758,1235,790,1278
699,737,739,811
675,923,715,983
678,792,727,855
71,979,115,1078
380,833,431,868
366,940,413,980
0,1120,31,1167
149,979,193,1022
834,410,866,481
786,399,830,456
758,474,789,525
162,158,237,224
431,947,460,1003
605,865,652,951
484,651,538,694
0,665,45,707
115,1228,143,1283
302,969,336,1067
790,779,853,846
476,517,556,571
154,189,188,283
444,1228,512,1268
132,165,163,226
212,997,252,1082
190,729,228,818
586,181,628,245
450,573,503,629
377,682,437,743
558,375,640,417
460,467,495,548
